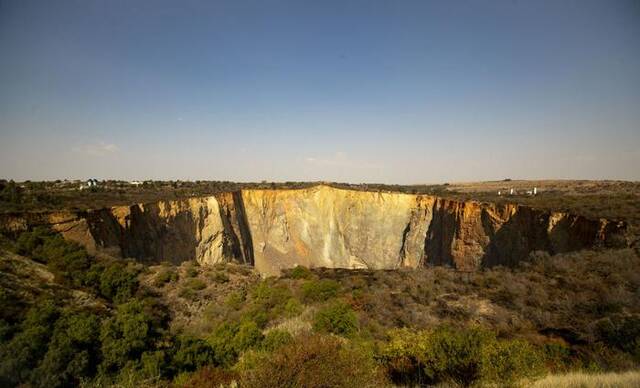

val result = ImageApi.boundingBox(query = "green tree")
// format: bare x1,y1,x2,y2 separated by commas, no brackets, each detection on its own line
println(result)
96,261,140,303
31,310,102,388
15,228,92,287
0,180,22,204
99,300,158,373
0,299,60,386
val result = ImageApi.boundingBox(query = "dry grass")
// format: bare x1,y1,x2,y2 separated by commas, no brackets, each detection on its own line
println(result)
267,306,315,336
530,370,640,388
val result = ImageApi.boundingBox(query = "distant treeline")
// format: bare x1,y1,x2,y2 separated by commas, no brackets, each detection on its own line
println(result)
0,179,450,213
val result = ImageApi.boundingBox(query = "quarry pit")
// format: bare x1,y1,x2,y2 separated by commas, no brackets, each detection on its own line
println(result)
0,185,627,275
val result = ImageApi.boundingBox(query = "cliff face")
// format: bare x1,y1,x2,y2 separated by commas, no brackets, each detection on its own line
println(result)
241,187,425,274
0,186,627,274
82,195,253,266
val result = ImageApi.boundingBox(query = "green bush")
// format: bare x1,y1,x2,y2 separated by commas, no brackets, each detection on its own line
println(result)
288,265,313,279
301,279,340,303
210,271,229,283
313,300,358,337
208,323,239,367
247,281,293,325
185,278,207,291
378,326,544,386
0,299,60,386
595,314,640,360
225,291,246,310
284,297,303,317
481,337,544,384
48,249,92,287
419,325,492,384
15,228,92,287
95,261,141,303
31,310,102,387
233,321,264,352
153,269,178,287
16,227,52,257
242,309,269,329
542,342,574,371
251,281,292,308
207,320,264,367
99,300,160,373
185,265,199,278
172,336,216,373
262,329,293,352
178,287,197,300
139,350,169,380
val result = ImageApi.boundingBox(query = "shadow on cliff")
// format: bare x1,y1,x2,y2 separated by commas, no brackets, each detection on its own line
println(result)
85,193,256,266
86,204,199,264
481,208,626,268
215,191,255,266
423,199,457,267
481,207,552,267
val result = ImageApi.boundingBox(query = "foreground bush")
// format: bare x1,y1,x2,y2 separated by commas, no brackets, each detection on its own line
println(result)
594,314,640,361
378,325,545,386
240,333,384,388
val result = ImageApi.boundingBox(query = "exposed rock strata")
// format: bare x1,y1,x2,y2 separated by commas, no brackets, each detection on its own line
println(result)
0,186,627,274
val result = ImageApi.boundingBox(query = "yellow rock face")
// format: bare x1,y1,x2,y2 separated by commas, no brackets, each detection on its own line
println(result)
0,186,627,274
241,186,431,275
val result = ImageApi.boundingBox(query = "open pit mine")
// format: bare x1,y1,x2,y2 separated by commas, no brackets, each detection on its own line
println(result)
0,185,626,275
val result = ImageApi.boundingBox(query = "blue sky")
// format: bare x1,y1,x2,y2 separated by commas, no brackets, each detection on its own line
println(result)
1,0,639,183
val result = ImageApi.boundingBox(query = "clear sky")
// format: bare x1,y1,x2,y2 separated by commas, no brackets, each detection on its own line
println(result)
1,0,639,183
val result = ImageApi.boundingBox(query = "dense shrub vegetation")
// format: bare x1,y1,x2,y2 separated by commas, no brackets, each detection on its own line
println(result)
240,334,382,388
379,326,544,386
1,227,639,387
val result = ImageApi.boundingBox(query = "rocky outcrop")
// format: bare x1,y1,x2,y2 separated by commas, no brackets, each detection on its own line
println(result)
0,186,627,274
